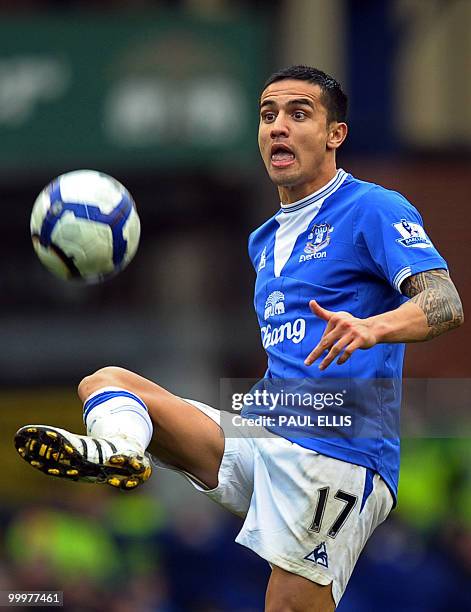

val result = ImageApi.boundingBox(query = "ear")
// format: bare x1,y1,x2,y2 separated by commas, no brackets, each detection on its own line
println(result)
326,122,348,150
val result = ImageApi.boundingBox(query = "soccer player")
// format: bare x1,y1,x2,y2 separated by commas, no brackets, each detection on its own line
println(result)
16,66,463,611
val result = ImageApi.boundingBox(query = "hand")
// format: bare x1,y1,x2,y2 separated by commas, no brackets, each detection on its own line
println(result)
304,300,378,370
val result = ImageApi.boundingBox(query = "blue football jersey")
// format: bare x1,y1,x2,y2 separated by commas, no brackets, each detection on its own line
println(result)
243,169,448,499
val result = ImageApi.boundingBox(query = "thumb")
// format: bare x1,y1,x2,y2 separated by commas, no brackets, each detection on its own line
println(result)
309,299,333,321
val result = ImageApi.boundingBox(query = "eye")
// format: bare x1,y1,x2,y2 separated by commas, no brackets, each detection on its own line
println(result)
293,110,307,120
261,111,276,123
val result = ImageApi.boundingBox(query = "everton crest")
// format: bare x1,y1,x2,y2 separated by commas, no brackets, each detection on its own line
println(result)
304,223,334,254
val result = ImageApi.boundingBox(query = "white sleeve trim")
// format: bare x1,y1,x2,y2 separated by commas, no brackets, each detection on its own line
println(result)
393,266,412,293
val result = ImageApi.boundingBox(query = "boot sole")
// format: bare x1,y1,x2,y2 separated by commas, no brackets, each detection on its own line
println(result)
14,426,151,490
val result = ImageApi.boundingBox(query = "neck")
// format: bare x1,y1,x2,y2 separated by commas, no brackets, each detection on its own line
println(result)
278,160,338,205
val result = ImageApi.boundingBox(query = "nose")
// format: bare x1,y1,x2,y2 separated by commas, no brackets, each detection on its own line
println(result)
270,113,289,139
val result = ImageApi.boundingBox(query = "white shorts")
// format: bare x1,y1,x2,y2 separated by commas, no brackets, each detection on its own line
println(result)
152,399,393,606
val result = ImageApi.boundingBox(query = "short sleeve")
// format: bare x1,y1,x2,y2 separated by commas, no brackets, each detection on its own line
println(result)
353,186,448,293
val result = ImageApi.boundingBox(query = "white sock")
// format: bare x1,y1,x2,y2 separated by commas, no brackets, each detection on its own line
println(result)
83,386,153,451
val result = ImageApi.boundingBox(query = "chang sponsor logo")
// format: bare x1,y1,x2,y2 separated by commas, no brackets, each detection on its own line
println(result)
261,290,306,348
264,291,285,320
261,318,306,348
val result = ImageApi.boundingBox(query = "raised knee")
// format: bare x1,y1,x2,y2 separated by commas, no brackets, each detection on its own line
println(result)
77,366,129,401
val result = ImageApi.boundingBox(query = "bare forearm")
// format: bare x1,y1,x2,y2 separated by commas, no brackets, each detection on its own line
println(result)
367,300,433,343
367,269,464,344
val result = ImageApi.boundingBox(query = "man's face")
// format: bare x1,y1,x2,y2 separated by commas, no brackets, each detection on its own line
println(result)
258,79,336,202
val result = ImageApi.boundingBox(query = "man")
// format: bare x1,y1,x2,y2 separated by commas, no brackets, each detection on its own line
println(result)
16,66,463,611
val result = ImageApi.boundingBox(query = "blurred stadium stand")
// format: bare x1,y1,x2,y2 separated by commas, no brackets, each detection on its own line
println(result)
0,1,469,610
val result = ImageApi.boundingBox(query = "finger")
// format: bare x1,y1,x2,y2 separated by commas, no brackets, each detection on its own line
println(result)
304,327,345,366
305,345,323,366
319,334,353,371
309,299,333,322
336,337,363,366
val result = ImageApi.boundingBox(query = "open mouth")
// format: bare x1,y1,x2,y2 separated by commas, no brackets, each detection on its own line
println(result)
271,144,295,167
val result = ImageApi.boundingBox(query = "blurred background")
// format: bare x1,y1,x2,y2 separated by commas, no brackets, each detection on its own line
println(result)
0,0,470,610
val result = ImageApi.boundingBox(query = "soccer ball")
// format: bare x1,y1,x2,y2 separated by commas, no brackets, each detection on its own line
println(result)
30,170,141,283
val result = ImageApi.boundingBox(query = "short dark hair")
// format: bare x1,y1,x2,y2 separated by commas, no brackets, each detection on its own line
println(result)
262,65,348,124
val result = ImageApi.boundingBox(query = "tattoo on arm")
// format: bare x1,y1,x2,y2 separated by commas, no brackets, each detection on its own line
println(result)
401,269,464,339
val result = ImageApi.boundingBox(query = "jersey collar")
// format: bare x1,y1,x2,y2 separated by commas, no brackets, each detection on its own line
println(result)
279,169,348,213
